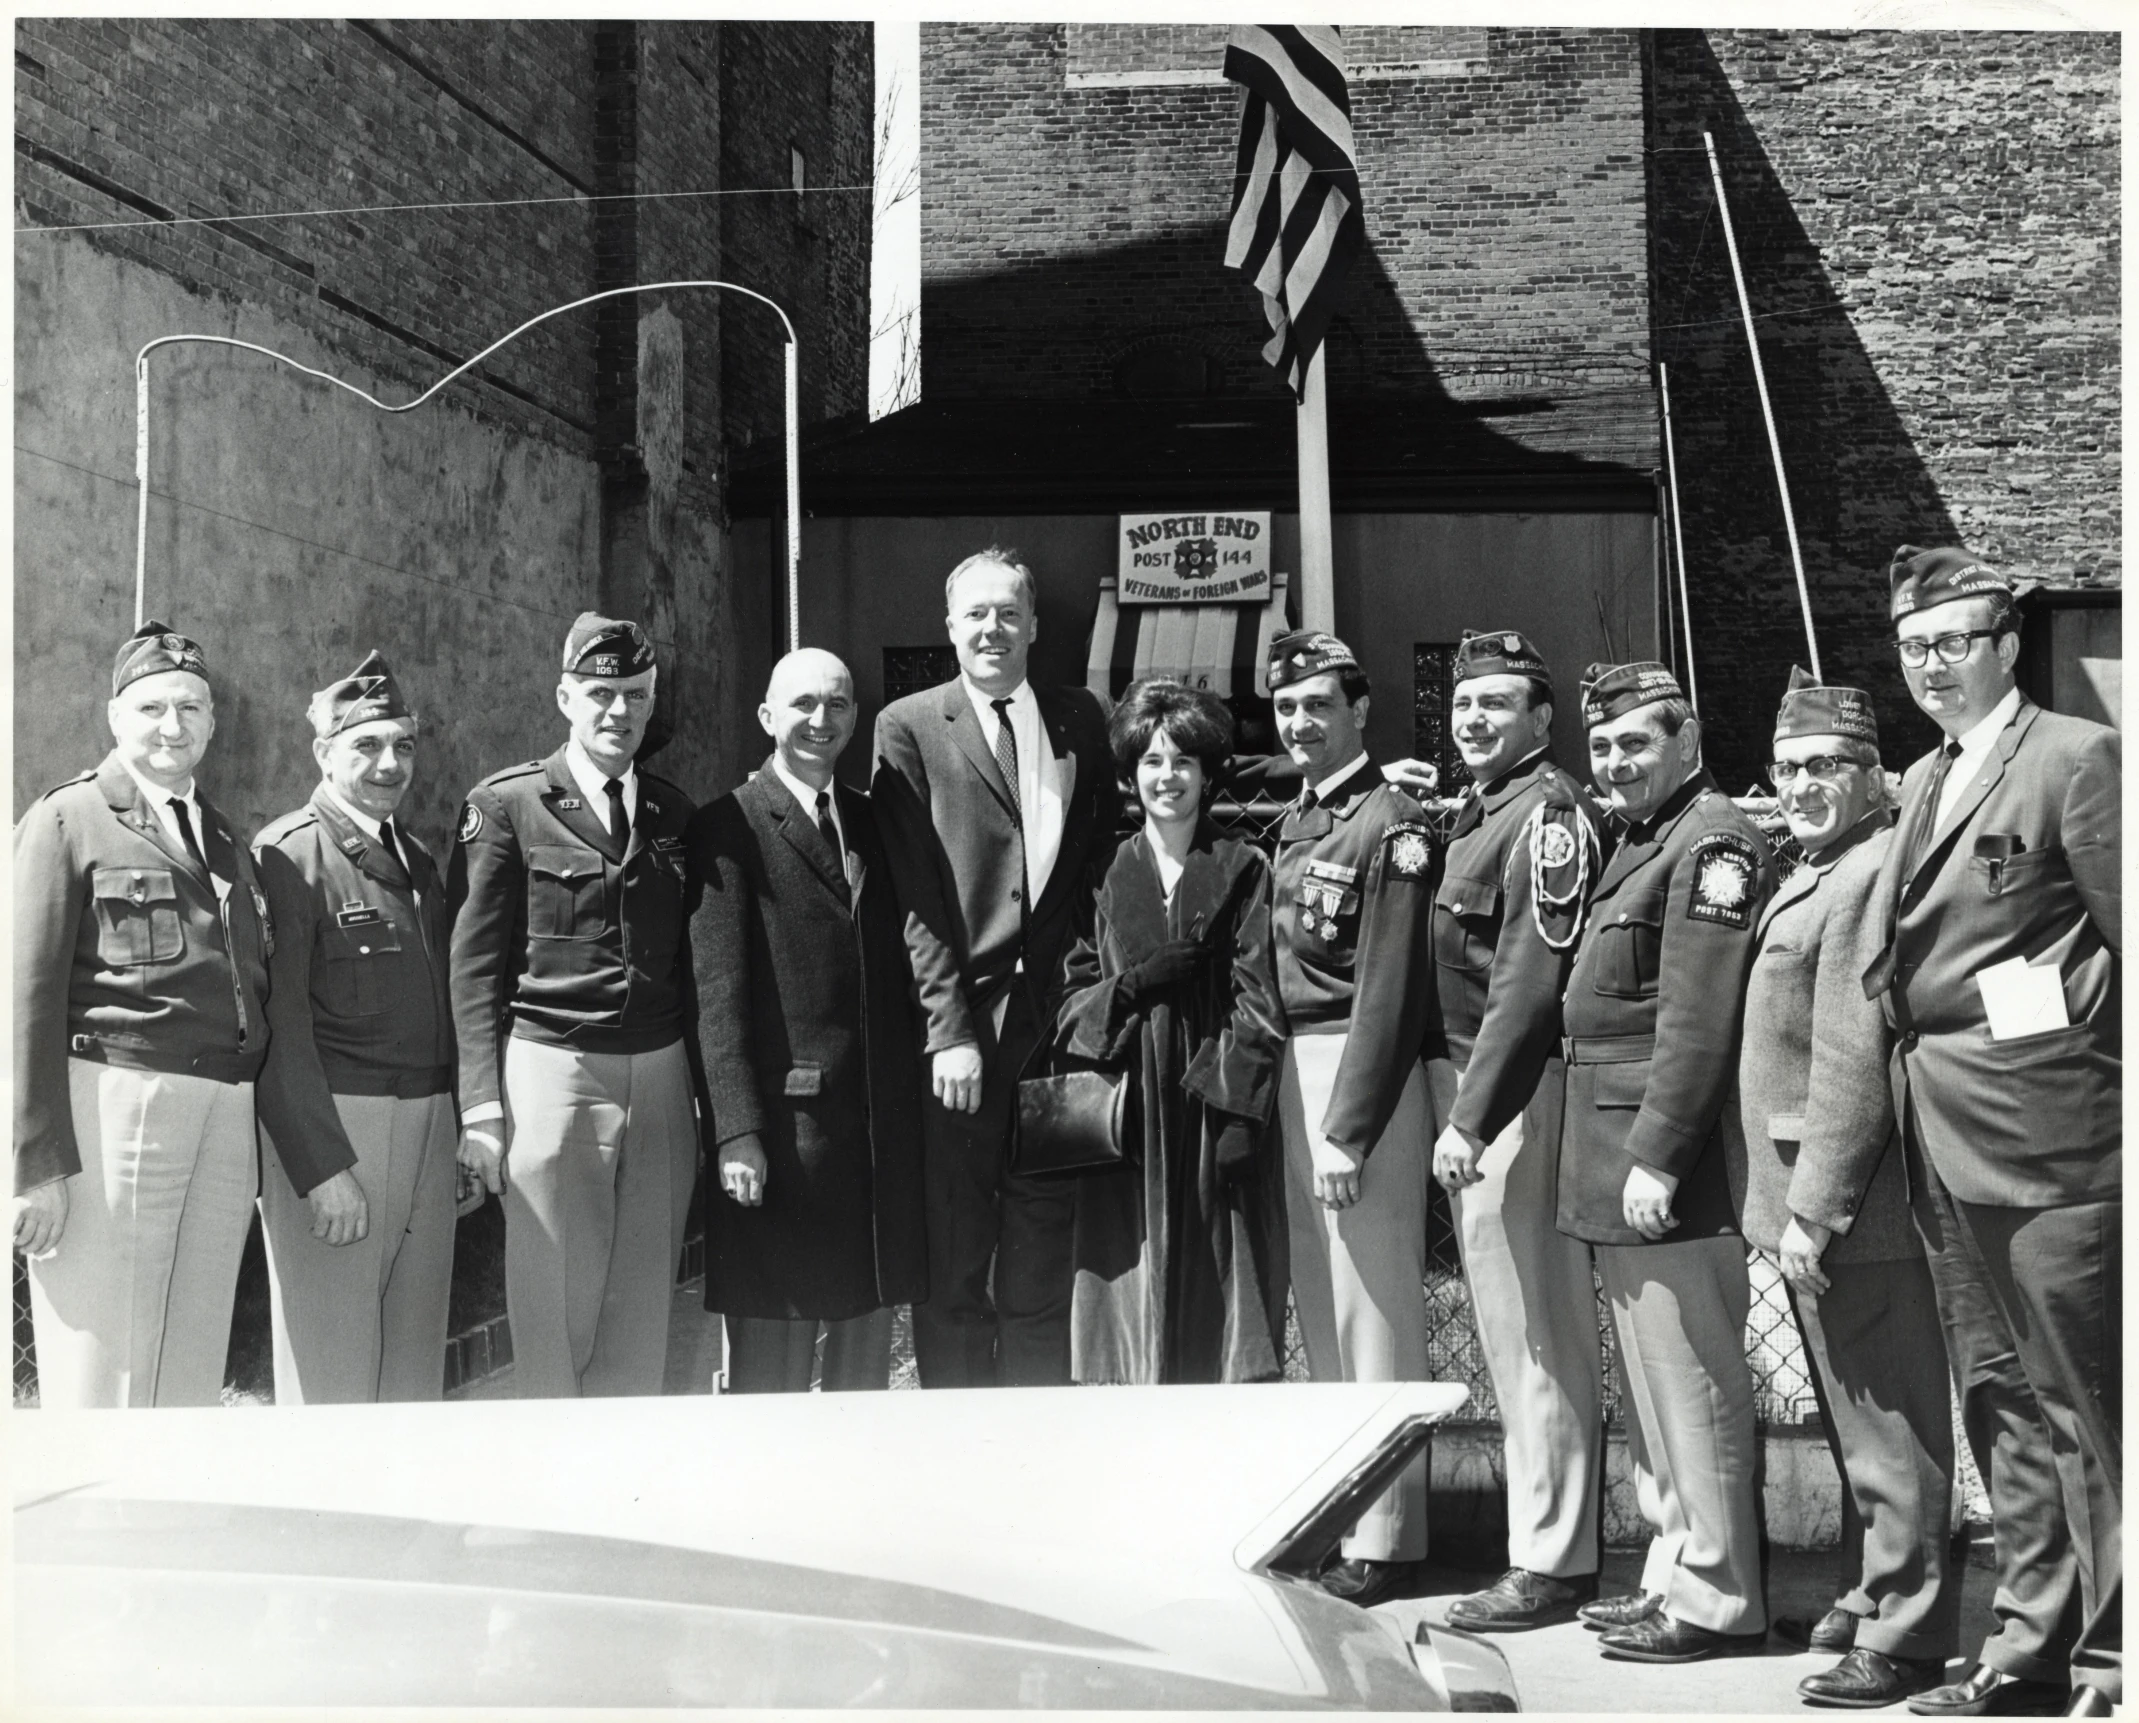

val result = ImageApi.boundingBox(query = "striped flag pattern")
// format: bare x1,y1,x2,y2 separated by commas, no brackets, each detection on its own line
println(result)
1222,25,1366,400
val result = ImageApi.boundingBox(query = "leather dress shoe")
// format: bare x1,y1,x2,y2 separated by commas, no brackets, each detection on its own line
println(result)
1908,1663,2068,1716
2062,1688,2114,1717
1316,1557,1424,1610
1579,1590,1663,1631
1777,1607,1863,1653
1445,1568,1600,1632
1799,1649,1948,1709
1597,1612,1768,1664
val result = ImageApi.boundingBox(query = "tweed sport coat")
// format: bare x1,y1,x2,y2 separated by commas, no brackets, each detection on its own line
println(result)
870,678,1119,1056
1868,697,2120,1209
1734,811,1918,1262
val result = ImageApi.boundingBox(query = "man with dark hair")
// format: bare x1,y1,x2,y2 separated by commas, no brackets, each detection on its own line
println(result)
1558,660,1774,1663
253,650,457,1403
13,621,272,1406
1430,630,1610,1634
448,613,699,1398
872,546,1119,1387
1265,628,1444,1608
1869,546,2120,1719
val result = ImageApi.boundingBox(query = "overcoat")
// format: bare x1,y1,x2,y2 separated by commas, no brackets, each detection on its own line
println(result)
1051,825,1288,1384
1868,697,2120,1207
1557,769,1775,1246
688,770,928,1320
1734,810,1918,1261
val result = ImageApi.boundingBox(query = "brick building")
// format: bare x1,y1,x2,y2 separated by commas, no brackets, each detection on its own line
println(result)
739,24,2117,789
15,18,873,838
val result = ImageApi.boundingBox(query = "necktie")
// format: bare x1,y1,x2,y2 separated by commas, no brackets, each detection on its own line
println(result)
377,817,406,877
1908,740,1963,874
603,776,630,847
990,698,1022,820
814,790,843,856
169,797,208,874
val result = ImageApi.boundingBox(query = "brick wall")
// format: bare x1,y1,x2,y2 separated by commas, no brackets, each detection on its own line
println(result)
1648,29,2120,784
921,24,1653,468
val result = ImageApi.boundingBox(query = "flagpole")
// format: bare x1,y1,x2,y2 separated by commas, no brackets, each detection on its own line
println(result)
1658,361,1700,715
1297,346,1335,632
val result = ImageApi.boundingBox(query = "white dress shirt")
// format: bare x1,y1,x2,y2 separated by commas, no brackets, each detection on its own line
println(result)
963,678,1066,906
120,760,218,886
1936,685,2022,832
565,738,638,833
322,782,385,843
1309,751,1374,806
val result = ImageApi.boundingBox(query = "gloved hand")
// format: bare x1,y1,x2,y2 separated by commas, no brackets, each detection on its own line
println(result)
1119,939,1205,1000
1213,1114,1257,1176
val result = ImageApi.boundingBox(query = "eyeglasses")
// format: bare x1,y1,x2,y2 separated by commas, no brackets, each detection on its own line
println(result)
1894,630,1997,667
1768,755,1864,786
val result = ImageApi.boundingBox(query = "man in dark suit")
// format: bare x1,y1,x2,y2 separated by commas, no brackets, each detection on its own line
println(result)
872,546,1119,1387
690,648,927,1392
1867,547,2120,1719
253,651,457,1403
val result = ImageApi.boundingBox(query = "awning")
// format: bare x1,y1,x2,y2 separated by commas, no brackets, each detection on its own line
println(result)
1087,571,1292,701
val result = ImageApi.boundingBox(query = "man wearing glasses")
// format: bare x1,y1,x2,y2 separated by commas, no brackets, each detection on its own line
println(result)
1869,546,2120,1719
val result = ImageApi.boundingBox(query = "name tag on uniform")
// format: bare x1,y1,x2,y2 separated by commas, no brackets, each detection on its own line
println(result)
336,905,384,928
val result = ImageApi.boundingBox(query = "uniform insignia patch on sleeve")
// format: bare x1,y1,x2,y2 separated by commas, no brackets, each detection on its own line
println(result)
1386,825,1432,880
1687,833,1758,927
1537,820,1577,870
458,803,483,843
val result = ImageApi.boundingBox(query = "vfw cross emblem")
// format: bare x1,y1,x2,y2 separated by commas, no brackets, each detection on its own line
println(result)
1174,537,1218,581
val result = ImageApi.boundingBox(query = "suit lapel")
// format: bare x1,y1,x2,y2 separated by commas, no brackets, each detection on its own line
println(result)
97,756,210,887
1902,701,2032,899
834,782,869,901
542,750,625,862
939,679,1018,820
753,771,850,904
1758,859,1819,938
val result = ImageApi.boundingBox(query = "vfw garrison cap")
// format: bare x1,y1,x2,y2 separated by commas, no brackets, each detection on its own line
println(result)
1267,628,1361,692
1454,628,1551,691
309,649,414,738
1888,544,2010,621
1773,664,1878,746
563,612,656,678
1580,661,1684,729
113,619,209,695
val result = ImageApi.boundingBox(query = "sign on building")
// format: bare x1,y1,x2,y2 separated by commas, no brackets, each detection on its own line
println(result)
1117,510,1271,604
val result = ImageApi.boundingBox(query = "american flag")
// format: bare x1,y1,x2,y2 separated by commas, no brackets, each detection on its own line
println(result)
1221,25,1365,400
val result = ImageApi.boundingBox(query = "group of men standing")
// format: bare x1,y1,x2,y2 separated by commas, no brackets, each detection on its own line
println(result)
11,540,2117,1716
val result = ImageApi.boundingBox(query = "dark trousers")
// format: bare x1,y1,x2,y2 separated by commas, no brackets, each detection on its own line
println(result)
911,989,1076,1388
724,1310,893,1393
1791,1255,1960,1660
1912,1148,2111,1691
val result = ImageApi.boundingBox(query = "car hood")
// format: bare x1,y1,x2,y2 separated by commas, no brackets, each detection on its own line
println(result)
15,1381,1474,1708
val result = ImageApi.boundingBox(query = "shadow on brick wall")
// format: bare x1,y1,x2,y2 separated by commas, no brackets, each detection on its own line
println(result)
1648,31,1954,790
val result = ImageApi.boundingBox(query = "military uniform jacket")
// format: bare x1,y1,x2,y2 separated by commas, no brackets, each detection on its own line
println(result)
252,789,454,1196
688,771,928,1319
1557,769,1774,1246
1869,698,2119,1208
1272,759,1445,1158
1433,751,1604,1145
447,748,696,1115
14,754,273,1191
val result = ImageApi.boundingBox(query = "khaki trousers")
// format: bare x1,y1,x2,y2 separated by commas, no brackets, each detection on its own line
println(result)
259,1091,457,1403
1447,1057,1605,1579
723,1309,895,1393
28,1060,258,1407
502,1036,697,1398
1599,1233,1765,1633
1281,1028,1434,1563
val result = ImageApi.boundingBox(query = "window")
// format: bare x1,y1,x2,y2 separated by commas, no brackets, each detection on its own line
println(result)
883,646,958,708
1413,642,1470,793
790,145,806,207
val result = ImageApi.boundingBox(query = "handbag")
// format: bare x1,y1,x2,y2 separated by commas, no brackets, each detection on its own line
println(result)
1013,1062,1130,1177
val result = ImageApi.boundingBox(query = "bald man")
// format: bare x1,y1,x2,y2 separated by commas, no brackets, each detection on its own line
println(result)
688,651,928,1392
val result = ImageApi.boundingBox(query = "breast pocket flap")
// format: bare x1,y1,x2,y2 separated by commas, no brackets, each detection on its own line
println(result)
528,845,604,881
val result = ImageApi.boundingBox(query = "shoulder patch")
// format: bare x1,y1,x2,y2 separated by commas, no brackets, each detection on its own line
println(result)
1384,822,1433,881
457,802,484,843
1686,831,1759,928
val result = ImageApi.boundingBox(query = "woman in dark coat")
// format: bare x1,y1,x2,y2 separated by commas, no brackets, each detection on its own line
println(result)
1051,680,1289,1384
